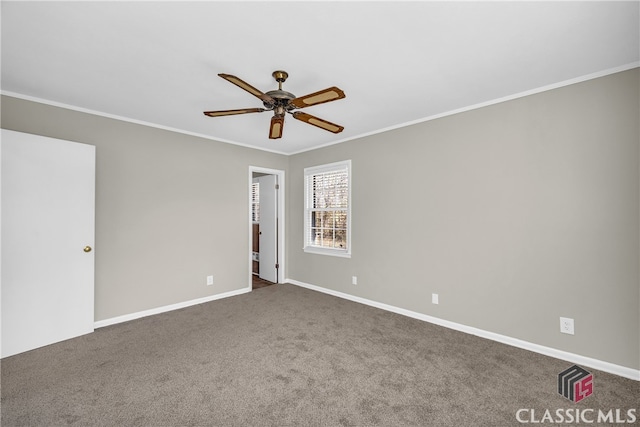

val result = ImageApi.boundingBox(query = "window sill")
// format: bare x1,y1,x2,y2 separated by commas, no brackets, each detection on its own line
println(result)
303,246,351,258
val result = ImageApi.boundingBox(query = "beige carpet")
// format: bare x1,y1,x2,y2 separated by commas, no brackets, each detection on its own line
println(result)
1,284,638,426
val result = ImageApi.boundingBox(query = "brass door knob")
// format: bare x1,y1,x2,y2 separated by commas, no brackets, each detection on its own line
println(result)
83,246,92,253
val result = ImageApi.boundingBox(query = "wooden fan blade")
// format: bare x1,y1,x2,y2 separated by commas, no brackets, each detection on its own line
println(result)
269,115,285,139
218,74,274,104
292,112,344,134
290,86,345,109
203,108,266,117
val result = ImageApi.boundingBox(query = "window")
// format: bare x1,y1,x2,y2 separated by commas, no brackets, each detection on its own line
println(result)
251,181,259,223
304,160,351,257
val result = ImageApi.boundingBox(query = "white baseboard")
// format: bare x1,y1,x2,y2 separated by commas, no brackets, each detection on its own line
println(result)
94,287,251,329
285,279,640,381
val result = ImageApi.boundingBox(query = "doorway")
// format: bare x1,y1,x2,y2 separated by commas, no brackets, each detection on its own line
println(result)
249,167,285,290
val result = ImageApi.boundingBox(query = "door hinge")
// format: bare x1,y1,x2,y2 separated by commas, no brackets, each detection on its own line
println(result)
275,184,280,190
275,263,279,269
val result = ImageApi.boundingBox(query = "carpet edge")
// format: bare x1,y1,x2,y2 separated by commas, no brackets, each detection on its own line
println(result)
93,287,252,329
285,278,640,381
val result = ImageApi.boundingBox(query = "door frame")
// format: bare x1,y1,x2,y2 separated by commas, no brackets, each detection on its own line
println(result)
248,166,285,288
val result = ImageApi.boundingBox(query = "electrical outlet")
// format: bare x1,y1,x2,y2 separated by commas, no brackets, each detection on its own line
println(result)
206,275,214,286
352,276,358,285
560,317,574,335
432,293,439,305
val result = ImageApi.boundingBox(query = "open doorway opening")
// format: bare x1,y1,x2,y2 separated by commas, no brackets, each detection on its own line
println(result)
249,167,285,290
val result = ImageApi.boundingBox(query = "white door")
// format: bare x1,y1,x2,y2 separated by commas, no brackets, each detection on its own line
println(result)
1,129,95,358
258,174,277,283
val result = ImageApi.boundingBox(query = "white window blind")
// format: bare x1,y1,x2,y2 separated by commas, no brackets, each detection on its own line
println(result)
251,182,260,223
304,160,351,257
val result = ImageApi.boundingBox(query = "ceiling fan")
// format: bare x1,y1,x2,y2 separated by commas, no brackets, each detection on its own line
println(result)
204,70,345,139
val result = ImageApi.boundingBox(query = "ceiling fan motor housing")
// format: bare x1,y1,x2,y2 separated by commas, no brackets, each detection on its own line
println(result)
264,89,297,114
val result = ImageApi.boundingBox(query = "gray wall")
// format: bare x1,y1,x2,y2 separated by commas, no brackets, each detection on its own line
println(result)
1,96,288,321
287,69,640,370
2,68,638,371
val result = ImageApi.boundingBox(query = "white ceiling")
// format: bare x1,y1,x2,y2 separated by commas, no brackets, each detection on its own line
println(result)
2,1,638,155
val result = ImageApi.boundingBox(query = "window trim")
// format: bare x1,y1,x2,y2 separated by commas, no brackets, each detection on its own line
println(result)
303,160,352,258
